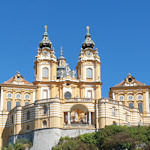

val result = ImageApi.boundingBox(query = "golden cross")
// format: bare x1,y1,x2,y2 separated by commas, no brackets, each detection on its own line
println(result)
86,26,90,32
44,25,48,32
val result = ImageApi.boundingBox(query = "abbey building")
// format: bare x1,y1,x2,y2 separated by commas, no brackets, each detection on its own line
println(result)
0,26,149,149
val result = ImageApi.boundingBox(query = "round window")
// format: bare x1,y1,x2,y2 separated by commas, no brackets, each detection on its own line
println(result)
128,78,132,82
64,92,72,99
119,96,124,100
7,93,12,98
137,95,143,100
43,120,47,126
16,94,21,99
25,94,30,99
128,95,133,100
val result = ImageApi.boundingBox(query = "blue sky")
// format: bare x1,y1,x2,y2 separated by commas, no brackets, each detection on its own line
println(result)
0,0,150,97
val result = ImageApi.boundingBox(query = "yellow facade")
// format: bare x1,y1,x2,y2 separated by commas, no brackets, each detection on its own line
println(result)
0,26,149,148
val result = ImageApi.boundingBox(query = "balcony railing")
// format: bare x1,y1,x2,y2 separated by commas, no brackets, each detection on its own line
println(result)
65,98,92,102
64,123,95,128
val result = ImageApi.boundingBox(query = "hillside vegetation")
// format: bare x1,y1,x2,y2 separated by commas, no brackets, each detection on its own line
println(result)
53,125,150,150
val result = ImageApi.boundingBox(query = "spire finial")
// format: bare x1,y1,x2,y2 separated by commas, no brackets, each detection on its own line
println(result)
44,25,48,32
17,71,20,74
86,26,90,33
60,46,63,55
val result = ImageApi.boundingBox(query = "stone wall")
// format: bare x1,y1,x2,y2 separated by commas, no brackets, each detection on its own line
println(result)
9,128,95,150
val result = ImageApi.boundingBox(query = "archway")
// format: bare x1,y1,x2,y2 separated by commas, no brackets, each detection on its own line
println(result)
64,104,93,126
70,104,88,124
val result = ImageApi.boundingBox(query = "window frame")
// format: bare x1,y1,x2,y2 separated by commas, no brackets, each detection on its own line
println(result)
7,101,12,112
87,68,93,79
112,107,116,116
43,67,49,78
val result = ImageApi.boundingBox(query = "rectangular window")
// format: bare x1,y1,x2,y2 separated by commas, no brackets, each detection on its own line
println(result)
138,103,143,113
7,101,12,112
87,68,93,78
43,68,48,78
87,91,92,98
43,90,48,99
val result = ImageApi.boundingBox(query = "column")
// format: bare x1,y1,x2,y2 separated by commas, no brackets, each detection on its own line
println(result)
89,112,91,125
85,114,87,123
146,91,149,113
124,91,128,106
68,112,70,124
75,112,77,122
134,91,137,109
143,91,147,114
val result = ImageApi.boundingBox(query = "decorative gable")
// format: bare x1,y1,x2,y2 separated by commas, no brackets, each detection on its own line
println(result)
115,73,145,87
4,72,32,85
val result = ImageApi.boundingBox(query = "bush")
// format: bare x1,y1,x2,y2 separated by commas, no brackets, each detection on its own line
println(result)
2,139,32,150
53,125,150,150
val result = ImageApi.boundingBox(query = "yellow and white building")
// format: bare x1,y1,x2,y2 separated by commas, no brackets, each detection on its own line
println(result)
0,26,149,149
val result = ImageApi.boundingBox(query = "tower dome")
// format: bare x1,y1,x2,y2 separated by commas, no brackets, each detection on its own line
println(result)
82,26,95,50
58,48,66,60
40,25,52,49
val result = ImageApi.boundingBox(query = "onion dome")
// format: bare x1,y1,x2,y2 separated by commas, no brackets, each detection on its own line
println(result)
82,26,95,50
58,47,66,60
40,25,52,48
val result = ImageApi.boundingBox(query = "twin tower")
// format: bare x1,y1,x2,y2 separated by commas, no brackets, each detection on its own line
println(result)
34,25,102,101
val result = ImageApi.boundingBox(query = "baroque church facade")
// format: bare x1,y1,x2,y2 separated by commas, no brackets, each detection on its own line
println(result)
0,26,149,149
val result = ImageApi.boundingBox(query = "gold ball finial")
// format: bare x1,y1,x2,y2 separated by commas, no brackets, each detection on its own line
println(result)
86,26,90,32
44,25,48,32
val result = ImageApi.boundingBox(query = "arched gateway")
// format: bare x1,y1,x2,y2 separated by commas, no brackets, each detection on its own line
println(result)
64,104,95,127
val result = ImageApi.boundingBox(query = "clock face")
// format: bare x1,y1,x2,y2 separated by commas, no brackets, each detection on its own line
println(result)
42,50,49,56
85,51,92,57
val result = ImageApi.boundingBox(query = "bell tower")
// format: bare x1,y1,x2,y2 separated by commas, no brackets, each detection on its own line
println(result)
76,26,101,82
76,26,102,99
34,25,57,82
34,26,57,100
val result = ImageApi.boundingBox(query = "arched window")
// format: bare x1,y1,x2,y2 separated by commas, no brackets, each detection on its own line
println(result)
16,101,21,107
87,68,92,78
25,102,29,106
129,103,134,108
7,101,12,112
138,103,143,113
43,67,48,78
64,92,72,99
27,111,30,120
44,106,47,115
112,107,116,116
